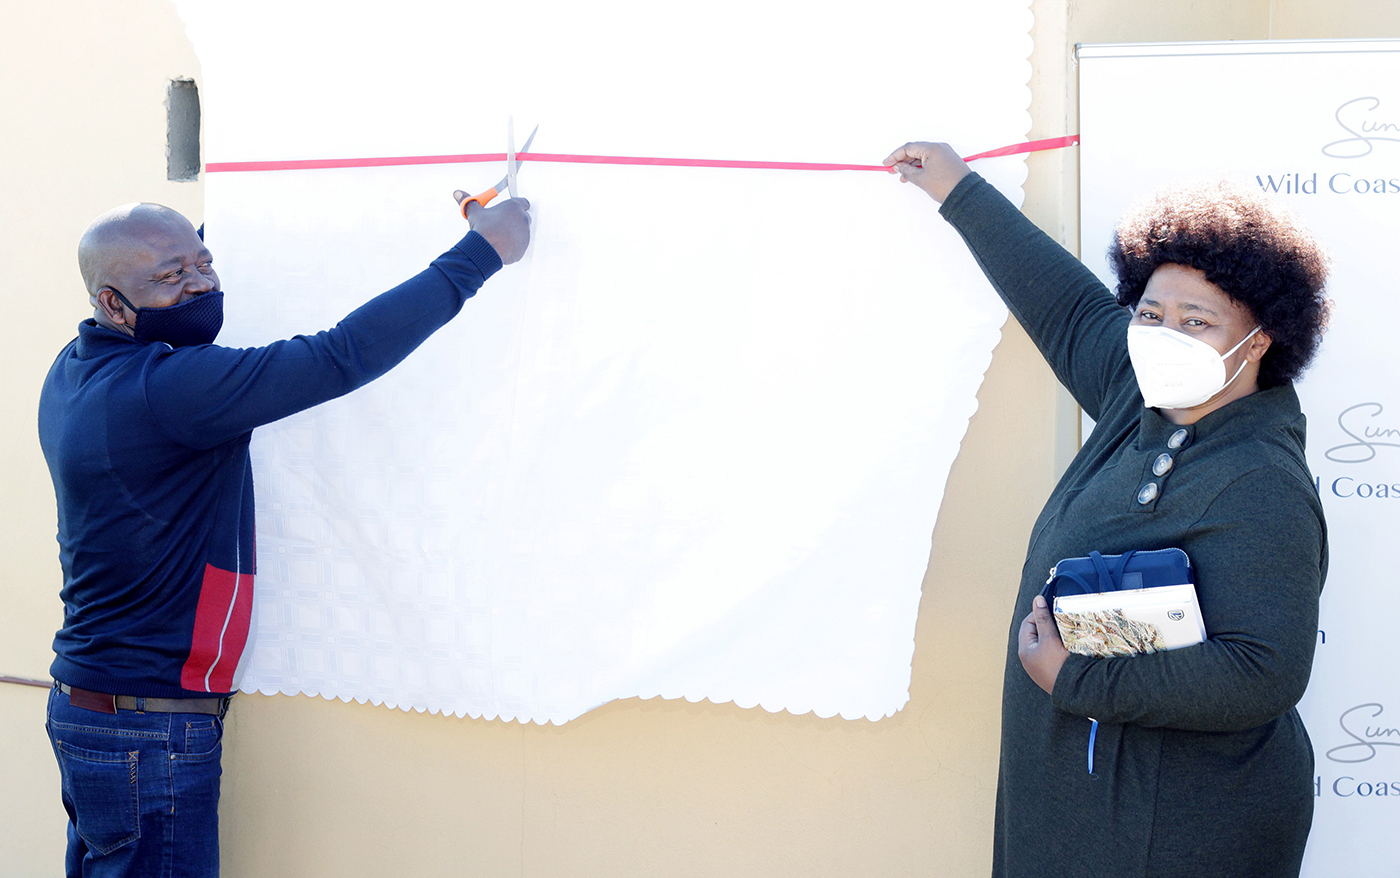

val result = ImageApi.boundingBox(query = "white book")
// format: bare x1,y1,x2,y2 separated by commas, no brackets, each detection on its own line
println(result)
1052,583,1206,657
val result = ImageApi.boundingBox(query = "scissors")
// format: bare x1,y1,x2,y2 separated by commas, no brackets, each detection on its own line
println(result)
458,120,539,218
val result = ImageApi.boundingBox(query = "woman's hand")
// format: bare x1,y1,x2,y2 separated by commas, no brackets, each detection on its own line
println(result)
883,142,971,203
1018,595,1069,695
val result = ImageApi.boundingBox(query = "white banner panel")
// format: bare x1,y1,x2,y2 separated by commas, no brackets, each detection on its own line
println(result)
173,0,1033,724
1079,39,1400,876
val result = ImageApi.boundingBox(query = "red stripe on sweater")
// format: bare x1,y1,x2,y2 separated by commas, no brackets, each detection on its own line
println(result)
180,564,255,692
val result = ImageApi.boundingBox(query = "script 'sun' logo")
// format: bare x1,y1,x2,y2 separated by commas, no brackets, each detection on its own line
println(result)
1322,97,1400,159
1325,403,1400,463
1327,704,1400,763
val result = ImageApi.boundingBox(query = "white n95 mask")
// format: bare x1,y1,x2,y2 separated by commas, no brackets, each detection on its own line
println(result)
1127,324,1261,409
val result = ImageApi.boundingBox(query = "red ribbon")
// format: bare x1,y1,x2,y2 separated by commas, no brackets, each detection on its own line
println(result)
964,134,1080,161
204,135,1079,175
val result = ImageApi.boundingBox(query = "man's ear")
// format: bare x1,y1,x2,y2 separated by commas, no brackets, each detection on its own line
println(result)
96,288,129,325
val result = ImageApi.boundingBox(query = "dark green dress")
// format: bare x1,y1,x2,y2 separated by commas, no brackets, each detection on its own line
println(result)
940,174,1327,878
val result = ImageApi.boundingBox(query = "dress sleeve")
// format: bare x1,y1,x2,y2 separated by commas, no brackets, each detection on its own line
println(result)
143,231,502,449
1051,465,1326,732
939,173,1135,420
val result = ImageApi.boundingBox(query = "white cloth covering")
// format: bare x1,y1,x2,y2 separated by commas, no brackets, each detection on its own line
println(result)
176,0,1032,723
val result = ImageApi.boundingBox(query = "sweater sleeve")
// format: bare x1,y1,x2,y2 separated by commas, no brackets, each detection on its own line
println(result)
143,231,502,448
938,173,1135,420
1051,464,1326,732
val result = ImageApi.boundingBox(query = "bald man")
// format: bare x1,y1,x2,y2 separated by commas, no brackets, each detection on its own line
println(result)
39,195,530,878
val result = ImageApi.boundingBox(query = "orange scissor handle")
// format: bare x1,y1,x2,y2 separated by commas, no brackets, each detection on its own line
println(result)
459,186,501,219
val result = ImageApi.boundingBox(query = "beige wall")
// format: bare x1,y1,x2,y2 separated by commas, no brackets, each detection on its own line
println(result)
1,5,205,874
4,2,1399,876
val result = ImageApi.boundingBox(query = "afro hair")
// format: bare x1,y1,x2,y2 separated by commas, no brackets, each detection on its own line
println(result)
1109,181,1330,388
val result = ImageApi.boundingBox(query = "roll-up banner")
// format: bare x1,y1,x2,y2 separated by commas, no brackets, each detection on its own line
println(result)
1079,39,1400,875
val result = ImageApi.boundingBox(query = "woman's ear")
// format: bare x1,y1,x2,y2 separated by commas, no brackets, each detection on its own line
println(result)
1246,328,1273,362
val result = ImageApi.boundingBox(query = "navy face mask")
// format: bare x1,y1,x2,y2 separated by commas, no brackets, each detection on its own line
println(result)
109,288,224,347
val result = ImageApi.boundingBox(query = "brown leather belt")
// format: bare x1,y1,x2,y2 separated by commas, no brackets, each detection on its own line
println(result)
58,683,230,716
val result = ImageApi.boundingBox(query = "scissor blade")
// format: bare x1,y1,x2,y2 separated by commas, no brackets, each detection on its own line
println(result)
507,117,518,200
507,124,540,198
517,125,539,159
486,125,537,201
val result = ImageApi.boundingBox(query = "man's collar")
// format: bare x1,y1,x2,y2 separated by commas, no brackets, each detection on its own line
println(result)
75,318,143,359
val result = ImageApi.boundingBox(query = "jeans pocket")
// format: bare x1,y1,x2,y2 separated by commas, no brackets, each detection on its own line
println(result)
54,740,141,856
180,718,224,760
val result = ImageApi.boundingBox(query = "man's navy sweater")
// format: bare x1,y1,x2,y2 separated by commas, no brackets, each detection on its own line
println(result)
38,232,501,698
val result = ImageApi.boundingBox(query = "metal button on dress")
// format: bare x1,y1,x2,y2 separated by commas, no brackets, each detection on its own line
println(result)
1167,428,1190,450
1137,482,1159,504
1153,453,1174,477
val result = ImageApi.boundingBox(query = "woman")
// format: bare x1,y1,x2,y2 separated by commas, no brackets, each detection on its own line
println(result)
884,143,1329,878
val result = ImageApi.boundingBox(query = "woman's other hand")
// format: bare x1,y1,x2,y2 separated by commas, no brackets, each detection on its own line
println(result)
883,142,971,203
1018,595,1068,695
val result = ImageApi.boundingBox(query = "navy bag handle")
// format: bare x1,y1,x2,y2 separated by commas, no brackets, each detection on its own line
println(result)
1089,549,1138,591
1043,549,1143,601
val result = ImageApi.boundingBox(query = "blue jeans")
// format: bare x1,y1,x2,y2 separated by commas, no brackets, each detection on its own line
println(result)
45,685,225,878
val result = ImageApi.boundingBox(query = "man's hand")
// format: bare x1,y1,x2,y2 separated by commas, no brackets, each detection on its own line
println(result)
1018,595,1069,695
883,142,971,204
452,193,532,264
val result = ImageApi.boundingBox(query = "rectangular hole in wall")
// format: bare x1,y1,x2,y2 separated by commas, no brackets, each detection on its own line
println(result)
167,78,201,181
